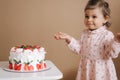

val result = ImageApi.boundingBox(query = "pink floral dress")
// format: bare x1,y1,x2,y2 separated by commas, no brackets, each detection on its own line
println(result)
68,26,120,80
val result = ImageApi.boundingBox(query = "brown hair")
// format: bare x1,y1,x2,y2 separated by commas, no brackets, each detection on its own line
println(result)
84,0,111,28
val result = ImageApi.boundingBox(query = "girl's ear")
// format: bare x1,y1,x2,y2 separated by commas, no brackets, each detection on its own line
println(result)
104,15,110,23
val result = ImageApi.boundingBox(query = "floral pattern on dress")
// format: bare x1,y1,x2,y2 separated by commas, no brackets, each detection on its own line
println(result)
68,26,120,80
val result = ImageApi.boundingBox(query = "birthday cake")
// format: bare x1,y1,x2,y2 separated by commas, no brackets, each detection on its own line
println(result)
9,45,47,71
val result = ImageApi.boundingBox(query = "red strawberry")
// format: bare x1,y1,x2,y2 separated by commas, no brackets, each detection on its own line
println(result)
9,63,13,69
24,64,29,71
29,65,34,70
25,47,33,51
14,64,18,70
44,63,46,68
41,63,46,69
36,64,42,70
33,45,40,49
17,64,22,70
24,64,34,71
14,64,22,70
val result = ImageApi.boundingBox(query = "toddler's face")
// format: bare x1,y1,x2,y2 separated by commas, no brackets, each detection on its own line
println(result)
84,8,108,30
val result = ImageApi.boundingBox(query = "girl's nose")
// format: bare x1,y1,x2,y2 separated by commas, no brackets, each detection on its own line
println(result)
88,17,92,21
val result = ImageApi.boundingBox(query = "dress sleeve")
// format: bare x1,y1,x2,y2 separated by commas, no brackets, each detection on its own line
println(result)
105,31,120,58
110,41,120,58
67,37,81,54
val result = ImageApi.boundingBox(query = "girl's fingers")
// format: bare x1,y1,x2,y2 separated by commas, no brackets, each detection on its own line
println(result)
54,32,68,40
54,34,60,40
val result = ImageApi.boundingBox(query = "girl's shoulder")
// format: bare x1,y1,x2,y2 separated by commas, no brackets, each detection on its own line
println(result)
105,29,114,36
104,29,114,39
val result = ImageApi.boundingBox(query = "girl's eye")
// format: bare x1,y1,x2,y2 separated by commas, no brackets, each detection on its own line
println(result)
92,16,97,18
85,15,89,19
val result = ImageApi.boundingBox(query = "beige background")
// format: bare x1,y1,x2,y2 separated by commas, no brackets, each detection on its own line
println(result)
0,0,120,80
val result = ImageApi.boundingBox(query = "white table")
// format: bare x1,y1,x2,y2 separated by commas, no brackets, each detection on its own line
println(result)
0,60,63,80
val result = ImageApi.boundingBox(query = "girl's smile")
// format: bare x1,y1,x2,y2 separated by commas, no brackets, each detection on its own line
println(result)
84,8,108,30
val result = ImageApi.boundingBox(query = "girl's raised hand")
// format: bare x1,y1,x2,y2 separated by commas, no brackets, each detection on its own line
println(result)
54,32,72,44
115,33,120,43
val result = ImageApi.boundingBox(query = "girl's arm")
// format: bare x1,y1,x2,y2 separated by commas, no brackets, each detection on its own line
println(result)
54,32,72,44
110,33,120,58
115,33,120,43
110,41,120,58
67,37,81,54
105,32,120,58
54,32,81,54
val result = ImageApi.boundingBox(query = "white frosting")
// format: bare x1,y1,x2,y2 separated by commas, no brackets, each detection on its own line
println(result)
9,46,46,71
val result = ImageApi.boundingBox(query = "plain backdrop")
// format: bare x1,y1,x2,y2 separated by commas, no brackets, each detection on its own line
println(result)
0,0,120,80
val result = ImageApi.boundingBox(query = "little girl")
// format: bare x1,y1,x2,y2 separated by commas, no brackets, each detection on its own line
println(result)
54,0,120,80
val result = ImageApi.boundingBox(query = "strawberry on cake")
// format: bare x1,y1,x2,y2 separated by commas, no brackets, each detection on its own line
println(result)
9,45,47,71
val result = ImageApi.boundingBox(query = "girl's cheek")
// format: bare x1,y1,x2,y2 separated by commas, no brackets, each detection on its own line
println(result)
84,21,88,26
